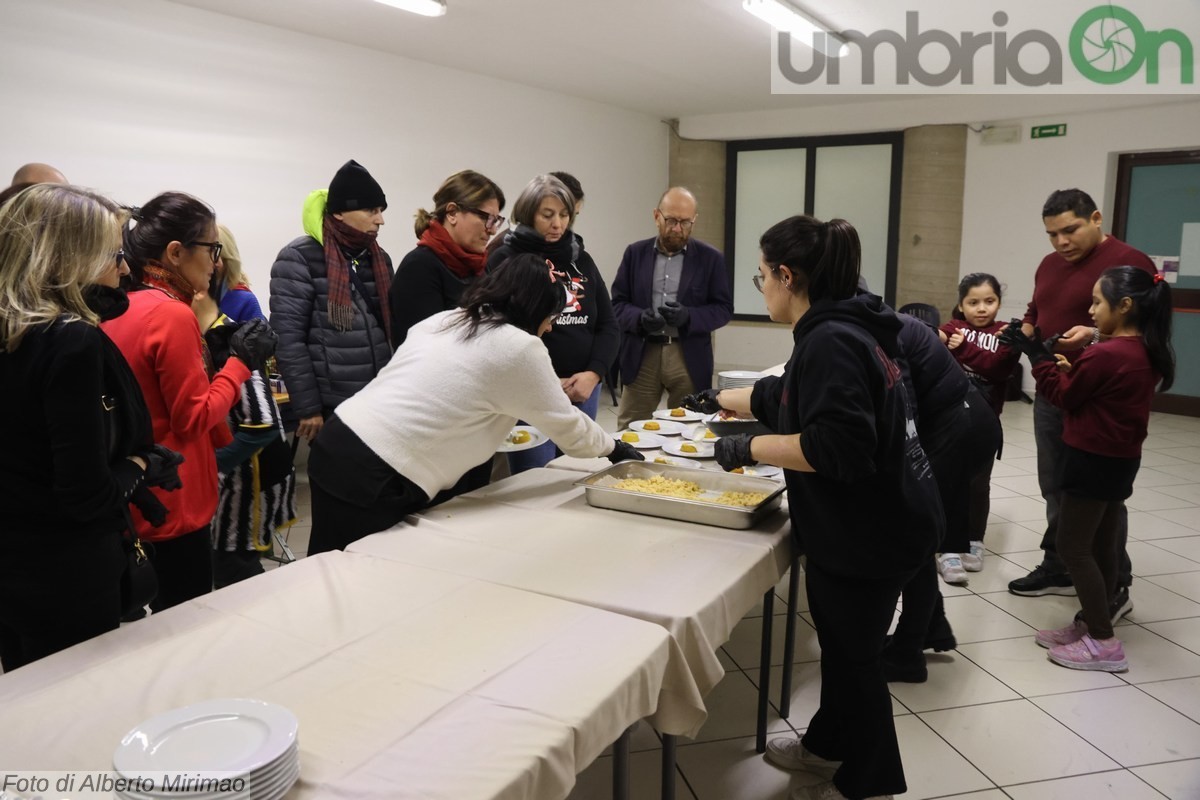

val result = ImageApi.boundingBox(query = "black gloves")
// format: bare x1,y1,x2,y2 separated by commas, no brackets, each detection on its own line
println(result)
658,301,689,328
203,322,239,370
140,444,184,491
607,440,646,464
639,307,666,336
998,319,1055,364
681,389,722,414
130,484,169,527
229,319,278,373
715,434,756,471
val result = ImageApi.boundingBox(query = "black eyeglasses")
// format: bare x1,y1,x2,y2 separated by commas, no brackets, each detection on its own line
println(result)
752,273,765,293
459,206,506,231
656,210,695,231
114,249,125,268
187,240,223,264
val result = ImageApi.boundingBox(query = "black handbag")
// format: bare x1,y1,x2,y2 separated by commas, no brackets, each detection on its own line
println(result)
120,507,158,616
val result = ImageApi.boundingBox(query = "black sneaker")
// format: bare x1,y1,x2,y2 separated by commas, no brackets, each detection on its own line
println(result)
1110,587,1133,625
1008,564,1076,597
881,641,928,683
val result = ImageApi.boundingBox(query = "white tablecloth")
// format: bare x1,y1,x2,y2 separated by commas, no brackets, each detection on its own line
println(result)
348,467,793,737
0,551,671,800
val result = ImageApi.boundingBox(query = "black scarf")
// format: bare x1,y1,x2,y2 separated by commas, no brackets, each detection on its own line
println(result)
504,224,580,269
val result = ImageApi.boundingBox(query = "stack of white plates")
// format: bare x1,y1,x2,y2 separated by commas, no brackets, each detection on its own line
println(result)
112,699,299,800
718,370,765,390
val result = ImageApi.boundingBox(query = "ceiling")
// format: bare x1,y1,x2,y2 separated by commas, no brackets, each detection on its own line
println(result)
167,0,1195,120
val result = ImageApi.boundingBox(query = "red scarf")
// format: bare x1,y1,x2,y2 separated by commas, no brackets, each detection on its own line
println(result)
323,215,393,340
417,219,487,280
141,263,195,304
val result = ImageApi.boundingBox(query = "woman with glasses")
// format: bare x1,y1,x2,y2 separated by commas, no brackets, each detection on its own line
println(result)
389,170,506,349
105,191,276,611
487,174,618,473
0,185,170,668
308,253,641,554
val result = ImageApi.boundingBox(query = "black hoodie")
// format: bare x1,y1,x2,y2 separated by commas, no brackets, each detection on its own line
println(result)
750,293,943,579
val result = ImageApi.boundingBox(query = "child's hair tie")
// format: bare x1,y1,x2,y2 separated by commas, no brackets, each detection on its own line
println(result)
1153,272,1165,284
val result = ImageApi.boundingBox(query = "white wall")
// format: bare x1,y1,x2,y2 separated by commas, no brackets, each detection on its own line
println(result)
0,0,668,303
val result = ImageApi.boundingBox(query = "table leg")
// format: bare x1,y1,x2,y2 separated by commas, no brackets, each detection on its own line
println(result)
756,588,775,753
661,733,676,800
779,555,801,718
613,727,631,800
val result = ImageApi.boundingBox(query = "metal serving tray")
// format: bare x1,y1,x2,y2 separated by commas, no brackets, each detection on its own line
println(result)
574,461,785,530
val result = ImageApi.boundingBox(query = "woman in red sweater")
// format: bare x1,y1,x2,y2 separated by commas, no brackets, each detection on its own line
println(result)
103,192,275,611
1002,267,1173,672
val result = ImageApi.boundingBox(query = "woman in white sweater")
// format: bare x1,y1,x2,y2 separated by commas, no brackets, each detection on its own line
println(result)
307,253,642,553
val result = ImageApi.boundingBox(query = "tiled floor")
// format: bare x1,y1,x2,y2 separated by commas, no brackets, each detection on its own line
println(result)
277,399,1200,800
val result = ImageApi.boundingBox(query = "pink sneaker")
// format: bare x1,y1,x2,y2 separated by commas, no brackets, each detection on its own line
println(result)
1036,619,1088,649
1047,634,1128,672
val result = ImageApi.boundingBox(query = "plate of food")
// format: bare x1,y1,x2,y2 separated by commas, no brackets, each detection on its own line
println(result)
497,425,547,453
662,439,715,458
612,430,668,450
629,419,688,435
652,407,704,422
683,424,721,442
727,464,783,479
649,454,701,469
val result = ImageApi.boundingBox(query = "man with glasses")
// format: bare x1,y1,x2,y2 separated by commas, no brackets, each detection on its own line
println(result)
611,186,733,429
270,160,394,444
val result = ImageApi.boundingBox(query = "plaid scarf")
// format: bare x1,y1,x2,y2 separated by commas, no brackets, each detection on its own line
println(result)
141,263,196,304
322,215,392,339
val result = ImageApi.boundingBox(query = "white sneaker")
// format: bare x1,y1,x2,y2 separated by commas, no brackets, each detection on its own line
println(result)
789,780,893,800
937,554,969,585
960,541,985,572
764,737,841,776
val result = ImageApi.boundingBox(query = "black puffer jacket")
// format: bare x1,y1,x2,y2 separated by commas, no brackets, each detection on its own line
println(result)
269,235,394,418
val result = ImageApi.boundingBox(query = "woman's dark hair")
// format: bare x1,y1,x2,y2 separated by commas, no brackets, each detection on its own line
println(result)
759,215,861,302
1097,267,1175,391
123,191,215,284
415,170,505,238
449,253,564,339
950,272,1003,321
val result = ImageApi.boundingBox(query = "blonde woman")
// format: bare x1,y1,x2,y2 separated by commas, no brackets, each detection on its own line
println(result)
214,224,265,323
0,185,179,669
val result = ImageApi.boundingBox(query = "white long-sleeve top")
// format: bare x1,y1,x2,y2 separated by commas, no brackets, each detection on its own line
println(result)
335,310,615,498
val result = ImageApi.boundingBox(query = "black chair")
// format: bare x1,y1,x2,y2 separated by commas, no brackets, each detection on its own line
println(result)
898,302,941,328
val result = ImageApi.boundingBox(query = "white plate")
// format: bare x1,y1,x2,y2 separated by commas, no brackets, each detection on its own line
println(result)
647,455,701,469
652,408,704,422
629,419,688,435
115,746,297,800
682,424,721,443
662,440,715,458
496,425,547,453
731,464,783,479
612,431,668,450
719,370,765,380
113,699,299,778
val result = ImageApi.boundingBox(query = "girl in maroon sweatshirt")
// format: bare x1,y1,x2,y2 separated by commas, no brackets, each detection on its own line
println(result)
938,273,1019,572
1004,267,1173,672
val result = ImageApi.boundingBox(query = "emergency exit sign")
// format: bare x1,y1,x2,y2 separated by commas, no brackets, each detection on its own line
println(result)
1032,124,1068,139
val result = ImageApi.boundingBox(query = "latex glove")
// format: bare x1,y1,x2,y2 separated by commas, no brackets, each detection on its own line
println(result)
639,307,666,335
229,319,278,373
130,484,169,527
681,389,722,414
607,440,646,464
658,301,690,328
998,320,1055,365
140,444,184,491
715,433,756,472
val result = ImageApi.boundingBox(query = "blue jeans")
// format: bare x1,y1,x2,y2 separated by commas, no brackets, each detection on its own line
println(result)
507,384,602,474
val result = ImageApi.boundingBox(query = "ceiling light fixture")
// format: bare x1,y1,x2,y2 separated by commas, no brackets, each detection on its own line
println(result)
742,0,846,55
373,0,446,17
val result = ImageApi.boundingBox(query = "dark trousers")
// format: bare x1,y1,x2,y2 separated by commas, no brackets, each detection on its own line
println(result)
0,531,124,672
1058,494,1123,639
1034,397,1132,586
891,559,945,650
148,526,213,612
308,477,425,555
802,561,911,799
967,455,994,544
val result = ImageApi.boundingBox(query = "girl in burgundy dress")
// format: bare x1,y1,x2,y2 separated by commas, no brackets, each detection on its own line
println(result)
938,273,1019,572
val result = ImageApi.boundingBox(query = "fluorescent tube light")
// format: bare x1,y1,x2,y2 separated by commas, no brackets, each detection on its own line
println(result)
743,0,846,55
373,0,446,17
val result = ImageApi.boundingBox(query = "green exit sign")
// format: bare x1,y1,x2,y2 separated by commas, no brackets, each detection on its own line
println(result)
1032,124,1068,139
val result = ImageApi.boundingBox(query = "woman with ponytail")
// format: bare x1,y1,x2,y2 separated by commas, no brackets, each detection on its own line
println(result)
105,192,275,611
1002,266,1174,672
683,215,941,800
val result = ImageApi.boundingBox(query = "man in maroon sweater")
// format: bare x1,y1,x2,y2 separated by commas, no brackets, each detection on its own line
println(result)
1008,189,1156,617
